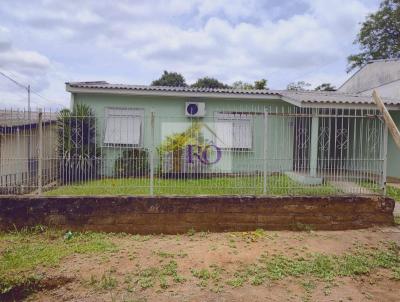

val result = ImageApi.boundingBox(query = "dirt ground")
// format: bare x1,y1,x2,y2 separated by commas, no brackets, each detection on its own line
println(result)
24,227,400,302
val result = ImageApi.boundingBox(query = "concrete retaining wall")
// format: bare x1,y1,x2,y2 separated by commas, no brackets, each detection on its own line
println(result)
0,195,395,233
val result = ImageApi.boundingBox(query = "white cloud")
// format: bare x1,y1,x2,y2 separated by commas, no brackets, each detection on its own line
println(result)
0,27,52,107
0,49,50,71
0,0,381,108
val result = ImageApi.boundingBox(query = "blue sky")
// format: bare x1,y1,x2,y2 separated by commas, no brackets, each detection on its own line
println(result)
0,0,381,108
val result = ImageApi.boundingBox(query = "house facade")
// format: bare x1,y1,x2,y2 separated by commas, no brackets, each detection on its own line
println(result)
0,110,58,193
339,58,400,180
66,82,400,183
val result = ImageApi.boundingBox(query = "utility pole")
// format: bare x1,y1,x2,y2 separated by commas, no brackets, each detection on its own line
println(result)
28,85,31,112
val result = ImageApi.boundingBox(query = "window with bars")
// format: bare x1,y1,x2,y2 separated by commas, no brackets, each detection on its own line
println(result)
104,108,144,146
214,112,252,149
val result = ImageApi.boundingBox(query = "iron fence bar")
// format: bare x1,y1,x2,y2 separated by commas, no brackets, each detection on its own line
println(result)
263,108,268,194
150,110,155,196
37,109,43,195
382,124,388,195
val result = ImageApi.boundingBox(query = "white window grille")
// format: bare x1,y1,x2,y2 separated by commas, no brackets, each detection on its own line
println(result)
104,108,144,146
214,112,252,149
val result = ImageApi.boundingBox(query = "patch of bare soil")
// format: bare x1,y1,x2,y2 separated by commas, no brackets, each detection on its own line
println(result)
2,276,74,302
28,227,400,302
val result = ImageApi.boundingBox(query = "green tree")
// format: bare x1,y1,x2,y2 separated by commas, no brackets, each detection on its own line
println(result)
158,122,207,174
57,104,99,183
254,79,268,90
191,77,230,89
314,83,336,91
232,81,254,89
347,0,400,72
151,71,187,87
286,81,311,91
232,79,268,90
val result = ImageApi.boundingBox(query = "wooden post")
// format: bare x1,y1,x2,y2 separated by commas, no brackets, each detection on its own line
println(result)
38,110,43,195
372,90,400,150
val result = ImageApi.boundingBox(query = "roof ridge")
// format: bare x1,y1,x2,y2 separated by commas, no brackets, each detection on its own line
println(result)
66,82,277,94
66,81,400,106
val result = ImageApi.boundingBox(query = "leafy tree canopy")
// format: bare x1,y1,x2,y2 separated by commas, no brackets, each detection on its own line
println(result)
314,83,336,91
232,79,268,90
191,77,230,89
347,0,400,72
151,71,187,87
254,79,268,90
232,81,254,90
286,81,311,91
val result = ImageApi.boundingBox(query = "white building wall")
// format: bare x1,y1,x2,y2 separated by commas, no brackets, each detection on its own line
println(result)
359,80,400,99
0,125,58,188
339,60,400,94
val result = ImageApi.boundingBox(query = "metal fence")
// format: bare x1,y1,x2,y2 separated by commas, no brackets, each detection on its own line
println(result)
0,106,387,196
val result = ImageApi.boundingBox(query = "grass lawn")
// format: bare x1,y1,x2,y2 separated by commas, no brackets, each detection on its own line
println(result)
45,175,339,196
387,185,400,203
0,227,116,299
1,227,399,301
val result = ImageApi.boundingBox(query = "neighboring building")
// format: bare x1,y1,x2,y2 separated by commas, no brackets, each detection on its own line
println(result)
338,59,400,98
0,111,58,193
339,58,400,180
66,82,400,181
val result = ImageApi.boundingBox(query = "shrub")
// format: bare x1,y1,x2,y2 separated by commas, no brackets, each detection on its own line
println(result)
114,149,149,177
57,105,99,183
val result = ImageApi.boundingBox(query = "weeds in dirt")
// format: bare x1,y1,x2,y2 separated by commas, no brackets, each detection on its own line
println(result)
227,238,237,249
177,251,188,258
387,185,400,203
191,265,223,289
0,227,116,295
1,228,399,300
153,250,175,259
99,272,118,290
231,229,270,243
134,260,186,290
247,229,268,241
199,231,210,238
223,242,400,289
187,228,196,236
301,279,317,301
132,235,152,242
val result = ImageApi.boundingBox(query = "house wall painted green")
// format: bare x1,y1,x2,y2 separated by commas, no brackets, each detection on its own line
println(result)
387,111,400,178
72,93,295,176
71,91,400,180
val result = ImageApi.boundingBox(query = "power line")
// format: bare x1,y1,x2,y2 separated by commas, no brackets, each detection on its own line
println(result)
31,89,51,103
0,70,28,90
0,69,64,107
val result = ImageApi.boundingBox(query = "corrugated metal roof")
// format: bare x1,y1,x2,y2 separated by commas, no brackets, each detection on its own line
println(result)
66,81,400,107
280,90,400,106
0,110,57,127
66,81,281,96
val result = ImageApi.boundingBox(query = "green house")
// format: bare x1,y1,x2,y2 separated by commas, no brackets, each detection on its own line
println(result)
66,81,400,186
